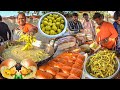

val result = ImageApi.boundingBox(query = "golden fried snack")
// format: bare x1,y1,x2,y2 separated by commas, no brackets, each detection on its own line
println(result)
86,49,117,78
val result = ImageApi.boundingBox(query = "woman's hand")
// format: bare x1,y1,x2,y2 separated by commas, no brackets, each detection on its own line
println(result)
28,26,38,35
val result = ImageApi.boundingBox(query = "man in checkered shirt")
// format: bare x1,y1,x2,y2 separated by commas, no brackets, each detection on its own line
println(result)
68,13,83,35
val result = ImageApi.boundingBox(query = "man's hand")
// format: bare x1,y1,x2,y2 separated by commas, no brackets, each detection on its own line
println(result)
80,29,84,33
100,38,109,44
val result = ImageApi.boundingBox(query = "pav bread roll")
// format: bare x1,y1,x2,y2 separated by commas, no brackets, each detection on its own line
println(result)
20,59,37,79
0,59,17,79
57,36,77,50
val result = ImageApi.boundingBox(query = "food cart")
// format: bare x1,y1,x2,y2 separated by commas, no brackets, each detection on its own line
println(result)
0,12,119,79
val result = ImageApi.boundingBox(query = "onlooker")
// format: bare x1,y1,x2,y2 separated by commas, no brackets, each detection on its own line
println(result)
0,15,11,42
68,13,83,34
82,13,96,40
113,11,120,53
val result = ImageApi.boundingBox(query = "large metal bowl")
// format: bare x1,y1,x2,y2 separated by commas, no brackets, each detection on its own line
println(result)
84,54,120,79
0,41,58,67
38,12,67,38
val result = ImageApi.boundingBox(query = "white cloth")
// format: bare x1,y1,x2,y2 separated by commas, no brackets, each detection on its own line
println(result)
12,29,23,41
82,19,95,40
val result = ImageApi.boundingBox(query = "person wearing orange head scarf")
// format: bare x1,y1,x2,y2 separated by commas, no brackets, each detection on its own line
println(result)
12,12,38,41
93,13,118,49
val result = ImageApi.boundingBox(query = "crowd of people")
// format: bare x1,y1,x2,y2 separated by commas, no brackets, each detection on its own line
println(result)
0,11,120,54
68,11,120,54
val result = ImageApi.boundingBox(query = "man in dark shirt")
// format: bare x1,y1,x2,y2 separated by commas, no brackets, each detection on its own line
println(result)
68,13,83,34
0,15,11,42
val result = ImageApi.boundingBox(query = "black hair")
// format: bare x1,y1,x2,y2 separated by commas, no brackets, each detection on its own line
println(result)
83,13,88,17
93,13,102,19
113,11,120,20
17,12,26,19
101,14,104,19
0,15,2,21
72,13,78,17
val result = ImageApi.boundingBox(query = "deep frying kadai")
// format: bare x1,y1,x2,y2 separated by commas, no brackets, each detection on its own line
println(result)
0,35,79,67
0,39,58,67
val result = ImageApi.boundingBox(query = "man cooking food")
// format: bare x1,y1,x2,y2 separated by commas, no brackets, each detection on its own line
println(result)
93,13,118,49
12,12,38,41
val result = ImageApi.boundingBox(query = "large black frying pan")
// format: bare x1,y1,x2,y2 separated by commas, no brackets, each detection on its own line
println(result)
0,34,78,67
0,41,58,67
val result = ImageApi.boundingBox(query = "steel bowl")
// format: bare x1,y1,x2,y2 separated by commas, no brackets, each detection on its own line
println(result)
38,12,67,38
84,54,120,79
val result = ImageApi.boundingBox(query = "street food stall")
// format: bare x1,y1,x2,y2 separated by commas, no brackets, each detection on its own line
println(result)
0,12,119,79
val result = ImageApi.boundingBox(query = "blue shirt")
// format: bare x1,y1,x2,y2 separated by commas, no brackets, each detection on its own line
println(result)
113,22,120,52
113,22,120,37
113,22,118,32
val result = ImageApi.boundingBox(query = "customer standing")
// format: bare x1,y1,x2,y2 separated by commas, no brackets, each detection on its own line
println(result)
113,11,120,53
82,13,96,40
68,13,83,34
0,15,11,42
